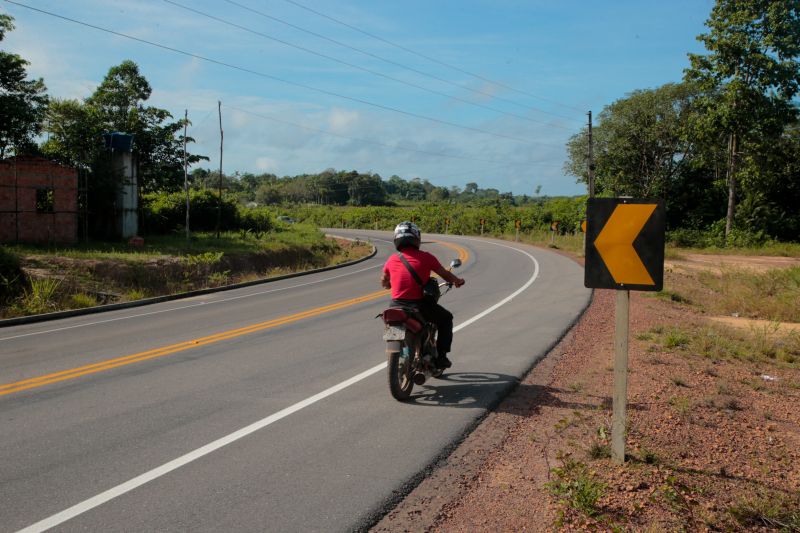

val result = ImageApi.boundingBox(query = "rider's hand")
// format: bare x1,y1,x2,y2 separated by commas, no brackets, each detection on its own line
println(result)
453,277,465,288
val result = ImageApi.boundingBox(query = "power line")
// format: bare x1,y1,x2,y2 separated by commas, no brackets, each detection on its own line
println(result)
222,0,581,124
6,1,554,148
282,0,587,114
163,0,570,133
222,103,561,167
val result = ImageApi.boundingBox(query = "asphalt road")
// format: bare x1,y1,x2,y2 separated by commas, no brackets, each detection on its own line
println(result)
0,231,590,532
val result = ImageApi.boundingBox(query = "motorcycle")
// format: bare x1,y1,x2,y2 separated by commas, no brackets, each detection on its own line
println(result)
380,258,462,401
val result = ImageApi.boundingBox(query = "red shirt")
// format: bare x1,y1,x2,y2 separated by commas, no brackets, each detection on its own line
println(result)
383,248,443,300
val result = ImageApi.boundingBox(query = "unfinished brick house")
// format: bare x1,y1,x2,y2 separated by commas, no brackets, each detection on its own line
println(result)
0,156,78,244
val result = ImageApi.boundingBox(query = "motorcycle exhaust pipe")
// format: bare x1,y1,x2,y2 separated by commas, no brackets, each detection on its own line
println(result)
412,372,426,385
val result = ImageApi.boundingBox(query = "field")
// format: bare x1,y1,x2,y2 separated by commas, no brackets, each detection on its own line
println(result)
0,225,371,318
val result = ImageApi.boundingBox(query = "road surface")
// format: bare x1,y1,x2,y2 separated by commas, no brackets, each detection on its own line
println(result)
0,231,589,532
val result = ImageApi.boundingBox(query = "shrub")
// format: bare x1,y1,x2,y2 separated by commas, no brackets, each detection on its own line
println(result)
0,246,24,302
142,190,240,234
546,458,606,518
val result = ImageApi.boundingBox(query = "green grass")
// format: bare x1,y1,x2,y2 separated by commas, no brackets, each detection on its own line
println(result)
651,324,800,366
547,458,606,518
728,491,800,530
694,266,800,322
673,241,800,257
6,224,334,261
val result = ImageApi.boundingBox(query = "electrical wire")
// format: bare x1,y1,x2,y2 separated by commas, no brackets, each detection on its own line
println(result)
4,1,552,147
222,0,582,124
162,0,570,134
282,0,587,114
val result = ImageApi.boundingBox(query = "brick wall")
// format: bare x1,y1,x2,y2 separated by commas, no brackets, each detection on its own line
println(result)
0,156,78,244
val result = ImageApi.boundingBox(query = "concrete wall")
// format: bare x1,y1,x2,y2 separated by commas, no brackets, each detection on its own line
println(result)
0,156,78,244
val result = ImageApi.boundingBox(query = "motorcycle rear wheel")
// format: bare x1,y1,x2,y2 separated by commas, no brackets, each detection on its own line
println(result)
387,346,413,401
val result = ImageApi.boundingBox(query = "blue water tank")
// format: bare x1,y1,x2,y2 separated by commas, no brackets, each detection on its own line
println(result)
103,132,134,152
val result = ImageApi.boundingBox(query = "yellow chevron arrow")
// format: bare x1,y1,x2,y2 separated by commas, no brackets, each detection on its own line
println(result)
594,203,657,285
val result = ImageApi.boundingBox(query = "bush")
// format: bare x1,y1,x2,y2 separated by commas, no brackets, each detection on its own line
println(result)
668,220,772,249
142,190,240,234
0,247,25,302
237,206,274,233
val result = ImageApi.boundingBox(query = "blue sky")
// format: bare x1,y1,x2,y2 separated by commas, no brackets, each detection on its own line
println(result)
2,0,715,196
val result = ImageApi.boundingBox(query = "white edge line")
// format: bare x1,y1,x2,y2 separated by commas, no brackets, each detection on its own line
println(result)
16,239,540,533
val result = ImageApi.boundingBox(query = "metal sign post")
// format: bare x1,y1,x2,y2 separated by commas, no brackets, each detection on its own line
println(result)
612,289,630,463
514,219,520,241
585,198,665,464
480,218,485,236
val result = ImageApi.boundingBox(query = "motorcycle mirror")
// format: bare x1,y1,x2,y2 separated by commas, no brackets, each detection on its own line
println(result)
450,258,462,268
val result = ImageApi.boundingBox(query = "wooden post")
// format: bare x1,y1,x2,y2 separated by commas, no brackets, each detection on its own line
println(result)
612,289,630,464
217,101,223,238
183,109,189,243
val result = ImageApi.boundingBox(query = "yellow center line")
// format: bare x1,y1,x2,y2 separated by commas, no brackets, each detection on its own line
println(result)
1,241,469,397
433,239,469,263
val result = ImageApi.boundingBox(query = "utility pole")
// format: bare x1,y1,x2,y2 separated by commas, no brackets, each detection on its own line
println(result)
183,109,190,243
588,110,595,198
217,101,223,239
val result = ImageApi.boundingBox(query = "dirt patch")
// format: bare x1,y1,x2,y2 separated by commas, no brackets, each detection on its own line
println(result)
667,253,800,274
706,316,800,335
372,257,800,532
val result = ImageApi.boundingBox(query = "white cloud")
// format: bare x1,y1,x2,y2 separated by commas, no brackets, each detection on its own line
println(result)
255,156,276,171
327,108,360,133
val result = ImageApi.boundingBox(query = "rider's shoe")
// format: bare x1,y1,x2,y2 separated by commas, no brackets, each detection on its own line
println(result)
436,355,452,369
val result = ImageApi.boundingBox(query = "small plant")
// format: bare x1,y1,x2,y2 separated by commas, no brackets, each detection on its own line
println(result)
546,457,606,518
639,447,660,465
20,276,61,314
671,376,689,387
208,270,231,286
663,329,691,349
723,398,743,411
729,491,800,531
125,288,146,301
636,332,654,341
588,442,611,460
669,396,691,416
568,382,584,393
70,293,97,308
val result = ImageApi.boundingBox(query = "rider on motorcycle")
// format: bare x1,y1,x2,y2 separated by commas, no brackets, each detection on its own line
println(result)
380,221,465,369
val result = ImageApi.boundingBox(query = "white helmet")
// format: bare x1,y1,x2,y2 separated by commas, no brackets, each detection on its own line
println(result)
393,221,421,250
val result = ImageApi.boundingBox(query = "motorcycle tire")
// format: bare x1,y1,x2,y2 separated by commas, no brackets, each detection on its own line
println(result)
387,347,413,401
431,367,445,379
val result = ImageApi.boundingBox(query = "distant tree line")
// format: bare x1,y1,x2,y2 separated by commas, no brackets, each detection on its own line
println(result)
188,168,531,208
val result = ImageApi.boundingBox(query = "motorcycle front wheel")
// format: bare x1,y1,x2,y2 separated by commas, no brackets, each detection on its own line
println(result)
387,343,413,401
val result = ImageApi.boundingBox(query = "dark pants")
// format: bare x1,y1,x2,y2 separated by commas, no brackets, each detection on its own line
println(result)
391,299,454,355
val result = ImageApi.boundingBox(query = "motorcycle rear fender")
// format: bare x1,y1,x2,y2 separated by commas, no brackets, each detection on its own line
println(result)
381,307,423,333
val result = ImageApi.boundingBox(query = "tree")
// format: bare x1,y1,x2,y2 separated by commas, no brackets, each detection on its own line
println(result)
43,60,206,193
684,0,800,237
0,15,48,158
564,83,700,198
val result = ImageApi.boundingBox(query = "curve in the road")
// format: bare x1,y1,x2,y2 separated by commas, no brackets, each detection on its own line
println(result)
14,236,539,533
